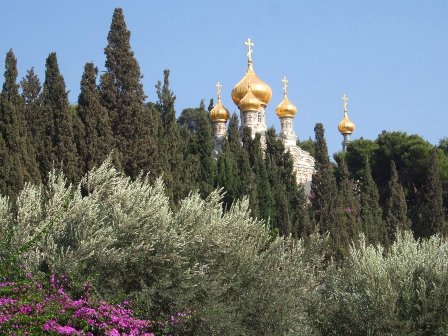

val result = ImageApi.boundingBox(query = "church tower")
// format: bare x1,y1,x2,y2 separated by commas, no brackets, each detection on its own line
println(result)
210,81,230,153
231,38,272,144
276,76,298,149
338,94,356,151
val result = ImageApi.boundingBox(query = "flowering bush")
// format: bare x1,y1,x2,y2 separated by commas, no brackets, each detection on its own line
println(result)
0,159,321,335
0,273,191,335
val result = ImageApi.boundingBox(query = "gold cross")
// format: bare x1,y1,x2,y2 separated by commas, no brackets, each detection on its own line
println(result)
245,38,254,62
282,76,288,96
216,81,222,101
342,94,348,112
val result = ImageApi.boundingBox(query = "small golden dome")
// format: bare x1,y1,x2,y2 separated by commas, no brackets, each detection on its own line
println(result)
338,112,356,134
239,86,261,112
276,96,297,118
210,81,230,122
231,39,272,107
210,100,230,122
338,94,355,134
276,76,297,118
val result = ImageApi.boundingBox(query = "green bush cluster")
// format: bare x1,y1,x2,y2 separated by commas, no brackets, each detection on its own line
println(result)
1,159,321,335
1,160,448,335
309,232,448,335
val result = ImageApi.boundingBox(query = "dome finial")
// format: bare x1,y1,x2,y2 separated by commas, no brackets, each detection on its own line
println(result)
245,38,254,64
216,81,222,102
282,76,288,97
342,94,348,113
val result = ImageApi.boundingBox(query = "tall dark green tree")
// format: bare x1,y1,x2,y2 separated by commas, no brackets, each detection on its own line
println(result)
207,98,214,113
384,161,410,240
311,123,339,231
265,128,293,236
416,148,446,237
155,69,183,203
311,123,348,258
216,114,242,209
337,159,361,240
100,8,159,179
252,133,273,222
240,127,260,218
42,52,80,184
20,67,41,141
179,104,216,198
359,159,388,245
77,63,114,175
0,50,39,197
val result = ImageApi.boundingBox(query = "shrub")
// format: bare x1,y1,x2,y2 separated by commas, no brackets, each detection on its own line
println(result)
1,159,320,335
310,232,448,335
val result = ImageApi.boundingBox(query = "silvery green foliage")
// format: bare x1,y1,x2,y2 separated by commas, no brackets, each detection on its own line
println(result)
311,232,448,335
4,158,320,335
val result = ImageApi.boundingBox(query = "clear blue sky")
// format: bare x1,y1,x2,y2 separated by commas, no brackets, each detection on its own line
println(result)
1,0,447,155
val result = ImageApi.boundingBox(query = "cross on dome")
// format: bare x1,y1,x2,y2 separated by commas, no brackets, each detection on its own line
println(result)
282,76,288,96
245,38,254,62
216,81,222,101
342,94,348,112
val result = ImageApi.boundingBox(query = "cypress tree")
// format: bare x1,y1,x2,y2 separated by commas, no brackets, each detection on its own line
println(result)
216,113,246,209
252,133,273,222
311,123,339,231
240,127,259,217
77,63,114,175
207,98,214,113
217,139,240,210
42,52,80,184
21,68,42,141
418,148,446,237
337,159,361,240
359,159,388,245
178,105,216,199
291,185,313,239
195,106,216,197
100,8,159,179
265,128,292,236
384,161,410,240
311,123,349,258
155,69,183,203
0,50,39,197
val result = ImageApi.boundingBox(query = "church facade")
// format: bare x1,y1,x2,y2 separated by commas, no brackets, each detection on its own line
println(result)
209,39,315,187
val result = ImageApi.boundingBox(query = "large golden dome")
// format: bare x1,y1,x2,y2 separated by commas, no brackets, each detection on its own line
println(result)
276,77,297,118
239,85,261,112
231,39,272,107
338,95,355,134
210,81,230,122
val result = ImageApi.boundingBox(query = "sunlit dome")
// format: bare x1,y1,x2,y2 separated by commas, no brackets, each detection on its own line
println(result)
338,95,356,134
231,38,272,107
276,77,297,118
210,81,230,122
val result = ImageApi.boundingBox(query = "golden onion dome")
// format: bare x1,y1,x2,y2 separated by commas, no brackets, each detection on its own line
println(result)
338,112,356,134
338,95,355,134
231,39,272,107
210,81,230,122
210,100,230,122
276,77,297,118
239,84,261,112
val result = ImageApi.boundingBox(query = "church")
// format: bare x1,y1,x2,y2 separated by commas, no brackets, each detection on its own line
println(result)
209,39,356,189
206,39,311,189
